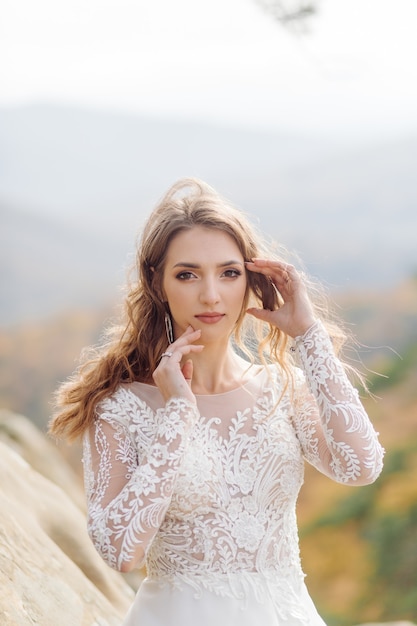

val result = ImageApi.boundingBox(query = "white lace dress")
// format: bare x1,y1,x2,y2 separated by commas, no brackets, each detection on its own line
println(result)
83,321,384,625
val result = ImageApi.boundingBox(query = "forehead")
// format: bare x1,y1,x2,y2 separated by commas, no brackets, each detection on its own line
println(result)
166,226,243,262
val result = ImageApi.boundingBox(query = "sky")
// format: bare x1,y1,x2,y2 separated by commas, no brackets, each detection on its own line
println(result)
1,0,417,139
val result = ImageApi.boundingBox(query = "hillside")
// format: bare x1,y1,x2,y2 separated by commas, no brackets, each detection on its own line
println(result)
298,279,417,623
298,337,417,624
336,277,417,386
0,205,127,325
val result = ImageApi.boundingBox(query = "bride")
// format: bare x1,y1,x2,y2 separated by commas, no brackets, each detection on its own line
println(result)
50,178,384,625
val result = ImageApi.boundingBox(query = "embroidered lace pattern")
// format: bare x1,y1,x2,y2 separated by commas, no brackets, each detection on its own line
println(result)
83,321,384,620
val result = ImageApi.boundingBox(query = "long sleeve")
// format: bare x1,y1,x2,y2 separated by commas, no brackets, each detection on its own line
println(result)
291,320,384,485
82,388,199,572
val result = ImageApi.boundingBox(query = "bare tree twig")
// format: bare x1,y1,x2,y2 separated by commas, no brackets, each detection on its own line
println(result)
254,0,318,31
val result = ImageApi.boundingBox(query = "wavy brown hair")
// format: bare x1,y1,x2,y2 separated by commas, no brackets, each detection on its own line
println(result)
49,178,346,442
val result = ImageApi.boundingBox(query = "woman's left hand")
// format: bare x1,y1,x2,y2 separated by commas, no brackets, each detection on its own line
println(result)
245,259,316,338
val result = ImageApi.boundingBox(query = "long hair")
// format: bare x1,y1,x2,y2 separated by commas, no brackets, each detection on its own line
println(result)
49,178,345,442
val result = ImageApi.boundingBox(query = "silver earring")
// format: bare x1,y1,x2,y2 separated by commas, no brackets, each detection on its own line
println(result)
164,311,174,344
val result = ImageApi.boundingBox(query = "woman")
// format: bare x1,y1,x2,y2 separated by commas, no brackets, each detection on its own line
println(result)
50,178,384,625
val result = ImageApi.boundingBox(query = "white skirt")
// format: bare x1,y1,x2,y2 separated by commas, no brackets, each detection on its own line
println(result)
122,572,326,626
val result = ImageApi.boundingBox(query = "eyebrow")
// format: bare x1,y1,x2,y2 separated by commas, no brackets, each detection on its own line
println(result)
172,260,244,269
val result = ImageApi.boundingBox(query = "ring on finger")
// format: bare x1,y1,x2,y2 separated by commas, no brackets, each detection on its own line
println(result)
160,351,173,358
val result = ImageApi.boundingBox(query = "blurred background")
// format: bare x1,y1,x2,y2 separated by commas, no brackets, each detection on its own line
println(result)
1,0,416,624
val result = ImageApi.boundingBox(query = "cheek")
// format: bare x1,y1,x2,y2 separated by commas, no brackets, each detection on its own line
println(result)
166,285,191,313
232,281,248,310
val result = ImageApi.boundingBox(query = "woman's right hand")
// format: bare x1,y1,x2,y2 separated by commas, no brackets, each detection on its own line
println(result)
152,326,203,404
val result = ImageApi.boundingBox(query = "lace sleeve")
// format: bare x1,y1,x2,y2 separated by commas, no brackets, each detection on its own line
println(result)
82,388,199,572
291,320,384,485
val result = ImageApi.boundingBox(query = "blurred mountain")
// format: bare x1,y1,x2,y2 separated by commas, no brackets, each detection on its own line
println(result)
1,104,416,324
0,203,128,325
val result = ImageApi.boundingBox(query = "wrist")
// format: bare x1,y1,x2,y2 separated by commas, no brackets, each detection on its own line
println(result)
291,318,318,339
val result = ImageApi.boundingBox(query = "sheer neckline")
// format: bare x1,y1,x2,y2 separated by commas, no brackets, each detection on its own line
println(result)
131,366,265,399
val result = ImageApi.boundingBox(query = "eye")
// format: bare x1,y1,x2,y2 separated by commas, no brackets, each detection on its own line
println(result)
176,271,196,280
222,268,242,278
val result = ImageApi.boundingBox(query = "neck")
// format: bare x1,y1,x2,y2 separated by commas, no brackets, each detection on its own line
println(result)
188,340,249,395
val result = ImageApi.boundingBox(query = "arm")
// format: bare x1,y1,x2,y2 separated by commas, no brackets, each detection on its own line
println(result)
245,259,383,485
83,389,198,572
83,326,204,572
292,320,384,485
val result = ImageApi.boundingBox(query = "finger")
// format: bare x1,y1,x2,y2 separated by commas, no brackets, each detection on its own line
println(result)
173,326,201,344
182,324,199,336
178,343,205,357
246,260,293,279
246,307,277,323
182,359,193,384
172,326,201,348
159,342,204,366
246,258,291,270
246,260,301,292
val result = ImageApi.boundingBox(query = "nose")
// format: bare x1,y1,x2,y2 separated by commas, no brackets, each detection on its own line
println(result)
200,277,220,305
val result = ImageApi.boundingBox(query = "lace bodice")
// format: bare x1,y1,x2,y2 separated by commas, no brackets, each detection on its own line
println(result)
83,321,384,594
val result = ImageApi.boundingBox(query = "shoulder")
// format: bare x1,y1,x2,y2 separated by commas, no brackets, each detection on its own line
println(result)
95,384,158,429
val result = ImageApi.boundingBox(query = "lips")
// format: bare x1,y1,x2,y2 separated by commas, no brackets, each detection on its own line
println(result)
195,313,225,324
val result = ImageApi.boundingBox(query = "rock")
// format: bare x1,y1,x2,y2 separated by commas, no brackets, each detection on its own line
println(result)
0,415,136,625
0,408,86,510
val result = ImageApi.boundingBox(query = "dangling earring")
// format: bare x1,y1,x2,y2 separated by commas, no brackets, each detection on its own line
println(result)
164,311,174,344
